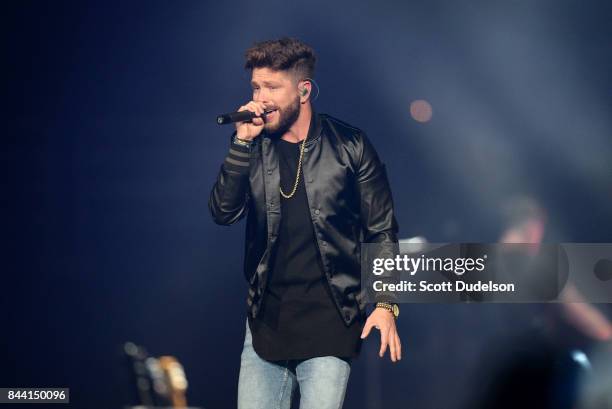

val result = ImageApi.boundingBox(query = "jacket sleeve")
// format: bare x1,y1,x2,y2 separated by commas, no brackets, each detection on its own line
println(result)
355,131,400,306
355,131,399,243
208,134,252,226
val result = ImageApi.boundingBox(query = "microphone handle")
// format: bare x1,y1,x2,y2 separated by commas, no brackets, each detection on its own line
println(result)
217,110,256,125
217,108,276,125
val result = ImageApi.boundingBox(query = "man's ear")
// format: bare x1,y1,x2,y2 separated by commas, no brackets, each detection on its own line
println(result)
299,80,312,102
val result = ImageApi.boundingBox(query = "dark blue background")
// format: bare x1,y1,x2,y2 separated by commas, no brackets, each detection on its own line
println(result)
4,1,611,408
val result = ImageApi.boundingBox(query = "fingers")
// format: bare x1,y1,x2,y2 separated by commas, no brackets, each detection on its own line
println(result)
235,101,266,137
389,328,397,362
378,326,402,363
248,101,265,116
379,327,389,358
389,329,402,362
238,101,267,117
363,314,402,363
396,333,402,361
361,321,374,339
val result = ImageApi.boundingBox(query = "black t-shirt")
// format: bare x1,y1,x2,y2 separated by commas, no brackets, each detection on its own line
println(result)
248,114,363,361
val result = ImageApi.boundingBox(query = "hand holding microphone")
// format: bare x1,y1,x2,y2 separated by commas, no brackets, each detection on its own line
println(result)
236,101,266,141
217,101,278,142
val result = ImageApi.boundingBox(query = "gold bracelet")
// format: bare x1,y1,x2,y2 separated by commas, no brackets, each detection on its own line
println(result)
376,302,399,319
233,136,252,147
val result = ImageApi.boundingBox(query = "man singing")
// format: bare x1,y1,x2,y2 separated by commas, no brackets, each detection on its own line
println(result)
209,37,401,409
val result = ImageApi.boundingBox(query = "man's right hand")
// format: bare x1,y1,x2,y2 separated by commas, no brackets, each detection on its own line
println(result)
235,101,268,141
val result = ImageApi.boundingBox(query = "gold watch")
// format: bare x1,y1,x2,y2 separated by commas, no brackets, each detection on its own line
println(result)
376,302,399,319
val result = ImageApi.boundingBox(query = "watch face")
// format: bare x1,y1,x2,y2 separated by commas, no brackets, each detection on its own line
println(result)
393,304,400,317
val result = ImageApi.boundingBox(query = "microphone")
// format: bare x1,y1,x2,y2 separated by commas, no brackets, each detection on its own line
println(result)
216,108,276,125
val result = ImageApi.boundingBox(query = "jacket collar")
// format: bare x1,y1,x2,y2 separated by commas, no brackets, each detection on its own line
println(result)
305,109,322,147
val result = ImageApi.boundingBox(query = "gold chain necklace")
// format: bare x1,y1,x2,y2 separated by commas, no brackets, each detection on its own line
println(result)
279,134,308,199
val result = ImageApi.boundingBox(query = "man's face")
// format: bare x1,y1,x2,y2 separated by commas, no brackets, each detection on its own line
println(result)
251,67,301,135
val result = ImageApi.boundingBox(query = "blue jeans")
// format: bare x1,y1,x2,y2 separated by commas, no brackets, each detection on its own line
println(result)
237,319,352,409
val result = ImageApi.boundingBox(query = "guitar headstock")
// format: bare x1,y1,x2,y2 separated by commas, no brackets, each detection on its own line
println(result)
159,355,188,408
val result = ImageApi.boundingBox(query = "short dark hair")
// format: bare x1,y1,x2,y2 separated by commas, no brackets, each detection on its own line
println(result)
244,37,316,82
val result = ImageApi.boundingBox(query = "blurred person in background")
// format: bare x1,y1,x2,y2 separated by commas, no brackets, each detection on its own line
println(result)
470,195,611,409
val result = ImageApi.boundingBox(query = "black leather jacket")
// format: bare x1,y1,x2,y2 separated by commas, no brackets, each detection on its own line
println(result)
209,112,399,326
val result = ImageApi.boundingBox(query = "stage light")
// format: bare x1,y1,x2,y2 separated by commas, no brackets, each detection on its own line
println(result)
410,99,433,123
